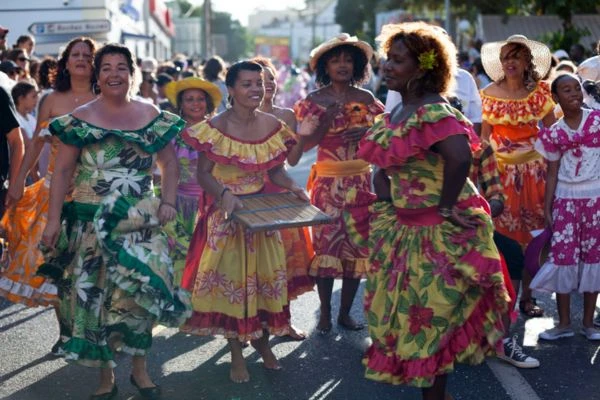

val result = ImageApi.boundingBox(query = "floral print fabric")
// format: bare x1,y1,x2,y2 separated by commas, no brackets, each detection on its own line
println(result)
45,111,190,368
180,122,296,340
356,104,508,387
294,98,384,278
481,82,555,246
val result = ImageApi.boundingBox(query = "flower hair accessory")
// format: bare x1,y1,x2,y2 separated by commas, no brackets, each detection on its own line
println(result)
418,49,438,70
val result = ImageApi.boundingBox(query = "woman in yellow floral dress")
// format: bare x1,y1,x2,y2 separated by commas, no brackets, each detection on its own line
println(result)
480,34,555,317
180,61,309,384
356,23,508,399
294,33,385,334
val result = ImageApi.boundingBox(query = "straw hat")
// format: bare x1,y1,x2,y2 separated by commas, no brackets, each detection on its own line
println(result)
164,77,222,109
309,33,373,71
480,34,552,82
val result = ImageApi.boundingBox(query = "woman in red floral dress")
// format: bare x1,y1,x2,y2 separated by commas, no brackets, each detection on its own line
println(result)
294,34,384,334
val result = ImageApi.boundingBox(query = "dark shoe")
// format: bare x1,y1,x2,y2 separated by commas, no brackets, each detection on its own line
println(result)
89,385,117,400
50,339,65,357
130,375,161,399
337,317,364,331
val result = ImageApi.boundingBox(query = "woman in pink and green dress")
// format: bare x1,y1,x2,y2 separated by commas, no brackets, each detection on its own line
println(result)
356,23,508,399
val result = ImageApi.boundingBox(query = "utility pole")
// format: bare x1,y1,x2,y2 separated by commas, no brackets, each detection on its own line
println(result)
204,0,212,57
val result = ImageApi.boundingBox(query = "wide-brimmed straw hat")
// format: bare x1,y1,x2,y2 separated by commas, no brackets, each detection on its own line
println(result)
164,77,222,109
309,33,373,71
481,34,552,82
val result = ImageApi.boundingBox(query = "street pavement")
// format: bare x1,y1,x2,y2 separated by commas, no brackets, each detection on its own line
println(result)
2,150,600,400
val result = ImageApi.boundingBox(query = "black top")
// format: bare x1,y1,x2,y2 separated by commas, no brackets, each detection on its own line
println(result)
0,85,20,186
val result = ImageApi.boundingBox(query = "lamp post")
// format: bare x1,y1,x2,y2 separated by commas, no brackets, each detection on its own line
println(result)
204,0,212,57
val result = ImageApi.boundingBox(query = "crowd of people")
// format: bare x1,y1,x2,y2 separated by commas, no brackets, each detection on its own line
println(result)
1,19,600,400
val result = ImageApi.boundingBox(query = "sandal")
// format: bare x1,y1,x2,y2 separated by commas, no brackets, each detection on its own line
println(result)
519,297,544,318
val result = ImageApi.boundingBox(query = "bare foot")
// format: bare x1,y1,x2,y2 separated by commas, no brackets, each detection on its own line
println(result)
337,314,364,331
251,336,282,370
317,313,332,335
286,325,307,341
259,347,282,370
230,358,250,383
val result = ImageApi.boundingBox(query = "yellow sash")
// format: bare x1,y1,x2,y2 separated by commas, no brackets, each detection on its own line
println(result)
306,160,371,192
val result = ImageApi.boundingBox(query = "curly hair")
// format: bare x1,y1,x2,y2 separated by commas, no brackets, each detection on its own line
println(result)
377,22,456,96
499,42,540,91
55,37,97,93
314,44,369,87
38,57,58,90
251,56,277,77
176,89,215,116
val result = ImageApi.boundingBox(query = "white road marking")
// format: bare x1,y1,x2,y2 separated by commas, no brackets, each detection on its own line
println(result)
486,358,542,400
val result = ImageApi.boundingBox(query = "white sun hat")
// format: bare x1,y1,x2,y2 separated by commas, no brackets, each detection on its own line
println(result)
480,34,552,82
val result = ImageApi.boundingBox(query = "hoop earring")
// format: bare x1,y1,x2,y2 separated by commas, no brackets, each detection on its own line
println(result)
406,78,415,93
92,82,100,94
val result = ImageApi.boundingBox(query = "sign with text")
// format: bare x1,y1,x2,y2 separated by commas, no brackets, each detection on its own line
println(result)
29,20,111,36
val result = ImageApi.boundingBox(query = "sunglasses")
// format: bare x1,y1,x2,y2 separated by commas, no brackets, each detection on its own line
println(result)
18,57,29,62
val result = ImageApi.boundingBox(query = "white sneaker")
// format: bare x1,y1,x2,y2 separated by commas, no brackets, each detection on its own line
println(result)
539,326,575,340
497,335,540,368
581,327,600,340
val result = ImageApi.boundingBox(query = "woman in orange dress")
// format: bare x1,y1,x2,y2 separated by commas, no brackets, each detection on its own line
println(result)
0,38,97,355
480,35,555,317
294,34,385,334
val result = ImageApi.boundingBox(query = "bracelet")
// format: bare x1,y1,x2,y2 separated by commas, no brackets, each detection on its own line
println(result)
438,206,454,218
220,187,230,200
160,201,176,210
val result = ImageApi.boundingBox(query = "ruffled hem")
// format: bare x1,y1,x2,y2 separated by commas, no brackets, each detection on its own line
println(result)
108,322,152,354
294,99,384,133
94,192,191,327
530,262,600,294
0,276,57,307
180,309,290,342
62,337,116,368
308,254,368,279
363,287,506,387
182,121,296,171
358,104,479,168
49,111,184,153
481,81,554,125
287,275,315,300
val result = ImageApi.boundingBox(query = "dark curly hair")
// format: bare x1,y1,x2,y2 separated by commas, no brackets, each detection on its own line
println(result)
55,37,97,93
314,44,369,86
93,43,138,94
38,57,58,90
378,22,456,96
176,89,215,116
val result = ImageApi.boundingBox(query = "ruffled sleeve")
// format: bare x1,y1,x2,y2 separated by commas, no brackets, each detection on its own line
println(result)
481,81,555,126
49,111,184,154
294,98,325,122
358,103,478,168
182,120,296,172
534,126,561,161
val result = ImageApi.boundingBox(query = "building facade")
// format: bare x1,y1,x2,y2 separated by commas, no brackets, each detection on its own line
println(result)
0,0,175,60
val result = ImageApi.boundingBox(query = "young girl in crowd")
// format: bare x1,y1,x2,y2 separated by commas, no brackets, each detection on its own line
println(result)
11,81,38,182
531,73,600,341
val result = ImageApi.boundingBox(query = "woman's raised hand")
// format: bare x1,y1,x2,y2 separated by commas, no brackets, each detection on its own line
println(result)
297,115,320,137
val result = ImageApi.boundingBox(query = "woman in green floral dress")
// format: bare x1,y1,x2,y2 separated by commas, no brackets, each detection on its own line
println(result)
41,43,190,400
355,23,509,400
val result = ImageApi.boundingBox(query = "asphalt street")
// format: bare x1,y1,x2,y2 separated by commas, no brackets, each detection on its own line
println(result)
2,149,600,400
